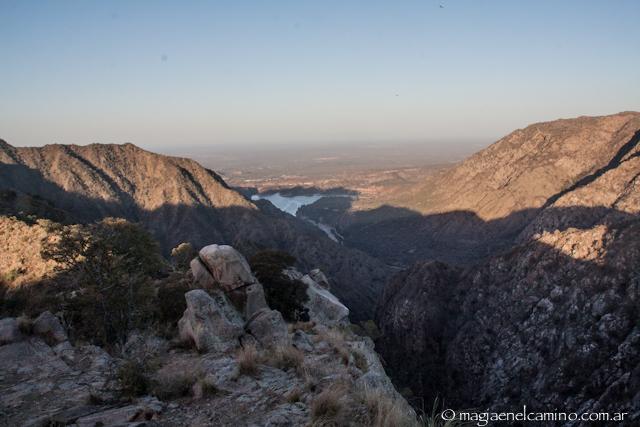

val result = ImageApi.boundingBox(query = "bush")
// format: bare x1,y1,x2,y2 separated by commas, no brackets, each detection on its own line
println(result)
0,280,63,318
41,218,165,346
286,387,303,403
117,360,150,398
157,273,191,325
352,319,382,341
249,250,309,322
170,242,197,271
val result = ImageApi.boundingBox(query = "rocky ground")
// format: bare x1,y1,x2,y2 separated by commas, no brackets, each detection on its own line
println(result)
0,244,414,426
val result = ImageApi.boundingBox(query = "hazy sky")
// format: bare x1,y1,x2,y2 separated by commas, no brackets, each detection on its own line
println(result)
1,0,639,150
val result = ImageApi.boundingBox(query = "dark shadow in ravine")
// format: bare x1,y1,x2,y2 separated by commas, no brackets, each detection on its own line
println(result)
374,213,640,420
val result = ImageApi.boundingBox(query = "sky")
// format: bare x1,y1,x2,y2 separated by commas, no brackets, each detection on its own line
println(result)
1,0,639,152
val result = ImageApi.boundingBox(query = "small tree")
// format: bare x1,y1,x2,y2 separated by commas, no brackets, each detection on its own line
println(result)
42,218,165,346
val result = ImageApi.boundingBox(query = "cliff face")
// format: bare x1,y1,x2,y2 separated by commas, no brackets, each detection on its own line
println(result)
0,142,389,320
376,113,640,421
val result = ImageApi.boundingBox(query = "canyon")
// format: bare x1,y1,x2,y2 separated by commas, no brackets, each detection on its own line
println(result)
1,111,639,425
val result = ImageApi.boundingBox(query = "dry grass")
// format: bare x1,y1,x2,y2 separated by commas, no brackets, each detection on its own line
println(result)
418,398,471,427
192,378,218,399
264,345,305,375
352,350,369,372
151,360,202,399
236,344,260,377
310,384,348,425
360,387,417,427
285,387,303,403
316,329,350,365
288,320,316,334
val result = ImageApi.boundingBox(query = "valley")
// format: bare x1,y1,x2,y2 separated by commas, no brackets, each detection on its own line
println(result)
1,112,639,425
3,2,638,424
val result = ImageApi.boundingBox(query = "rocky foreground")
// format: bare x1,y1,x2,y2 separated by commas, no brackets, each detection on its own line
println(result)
0,244,413,426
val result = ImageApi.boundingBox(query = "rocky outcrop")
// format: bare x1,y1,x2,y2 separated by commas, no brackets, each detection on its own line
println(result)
244,308,289,348
308,268,331,289
0,335,117,426
0,243,412,426
178,289,244,353
301,273,350,326
198,244,257,291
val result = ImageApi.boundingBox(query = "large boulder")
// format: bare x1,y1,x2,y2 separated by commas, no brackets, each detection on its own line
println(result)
178,289,244,353
0,317,22,345
244,308,288,348
190,257,215,288
198,244,256,291
301,275,349,326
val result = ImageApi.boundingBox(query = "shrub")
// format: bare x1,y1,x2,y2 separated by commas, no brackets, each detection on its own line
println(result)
356,319,382,341
170,242,197,271
156,273,191,325
41,218,165,346
236,344,260,377
249,250,309,322
16,315,34,335
117,360,150,398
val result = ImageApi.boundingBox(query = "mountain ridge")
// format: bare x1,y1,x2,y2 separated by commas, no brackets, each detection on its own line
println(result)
301,111,640,266
375,112,640,420
0,140,390,321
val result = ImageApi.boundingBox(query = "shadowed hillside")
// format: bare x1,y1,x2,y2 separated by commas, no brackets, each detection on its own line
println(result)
0,142,390,321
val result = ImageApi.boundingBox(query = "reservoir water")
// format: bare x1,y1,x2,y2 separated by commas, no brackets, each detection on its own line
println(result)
250,192,345,242
250,193,324,216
